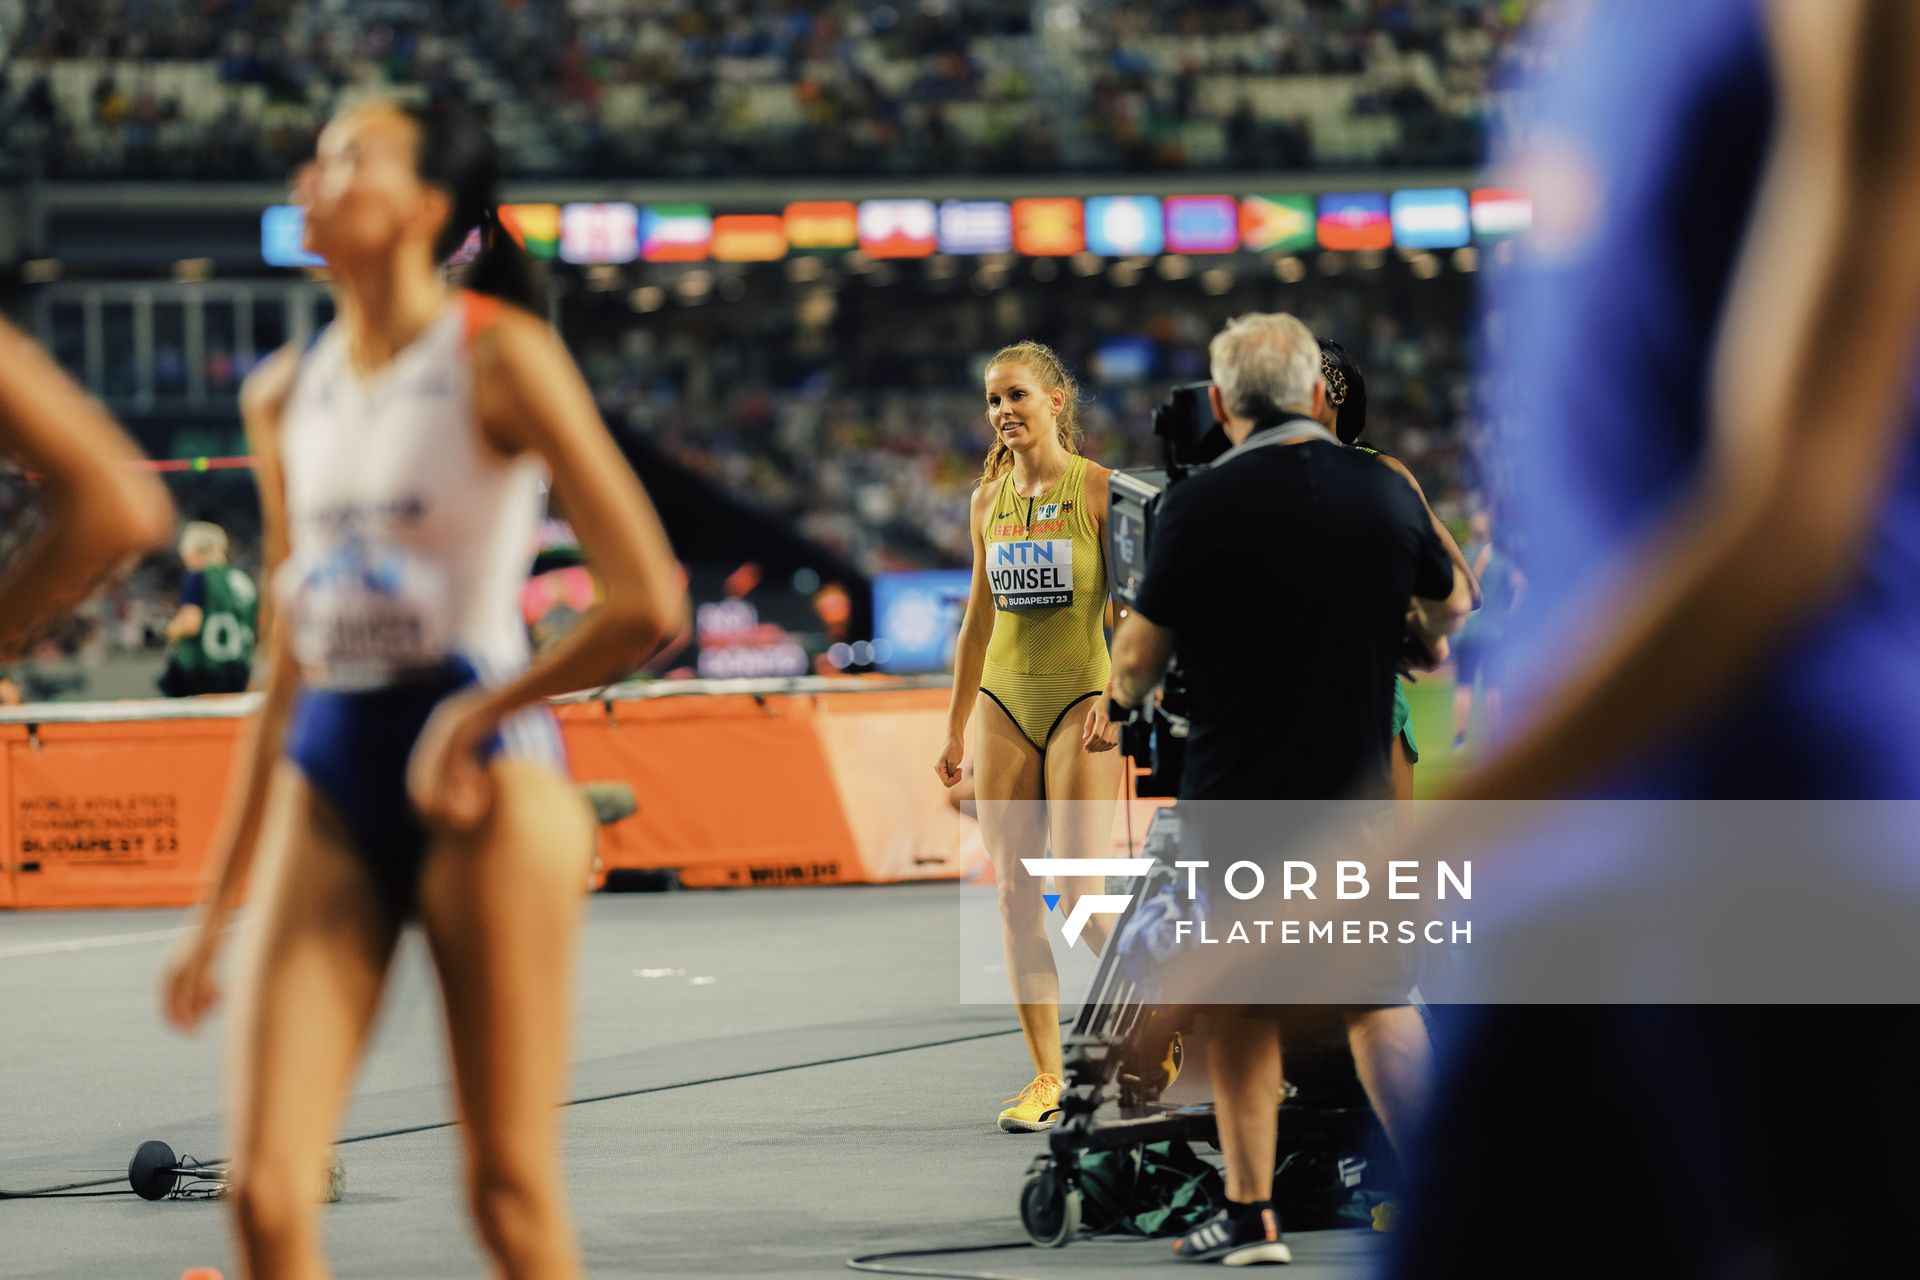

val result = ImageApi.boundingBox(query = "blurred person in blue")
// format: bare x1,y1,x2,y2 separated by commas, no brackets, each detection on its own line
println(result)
1448,510,1524,752
1397,1,1920,1274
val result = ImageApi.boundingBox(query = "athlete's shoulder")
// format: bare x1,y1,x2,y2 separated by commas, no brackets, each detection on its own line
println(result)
1346,445,1422,495
969,475,999,518
466,296,557,366
239,343,303,426
1076,457,1112,520
467,298,579,407
464,298,582,454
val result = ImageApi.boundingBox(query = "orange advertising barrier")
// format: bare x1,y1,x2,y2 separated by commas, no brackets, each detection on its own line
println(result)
556,687,982,889
2,712,244,909
0,679,987,909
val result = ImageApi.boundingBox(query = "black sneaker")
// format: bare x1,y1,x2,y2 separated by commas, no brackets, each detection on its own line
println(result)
1172,1202,1292,1265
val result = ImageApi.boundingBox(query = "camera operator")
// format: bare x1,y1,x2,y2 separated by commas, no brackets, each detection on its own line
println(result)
1096,313,1473,1266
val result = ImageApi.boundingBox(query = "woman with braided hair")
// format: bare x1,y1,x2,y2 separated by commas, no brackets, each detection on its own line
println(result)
1315,338,1479,799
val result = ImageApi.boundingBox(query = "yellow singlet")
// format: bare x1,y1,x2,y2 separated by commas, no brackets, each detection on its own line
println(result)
979,453,1111,750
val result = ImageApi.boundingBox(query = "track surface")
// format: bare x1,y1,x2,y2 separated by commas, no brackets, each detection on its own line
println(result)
0,888,1388,1278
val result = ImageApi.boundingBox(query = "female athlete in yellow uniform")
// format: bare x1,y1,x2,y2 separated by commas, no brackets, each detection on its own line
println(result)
936,341,1123,1131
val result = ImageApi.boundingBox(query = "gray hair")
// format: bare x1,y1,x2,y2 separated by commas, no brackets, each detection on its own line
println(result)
179,521,228,562
1207,312,1322,423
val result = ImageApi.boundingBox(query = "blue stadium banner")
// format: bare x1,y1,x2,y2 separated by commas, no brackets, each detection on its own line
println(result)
1389,188,1472,250
937,200,1015,255
872,570,973,672
1084,196,1165,257
261,205,325,267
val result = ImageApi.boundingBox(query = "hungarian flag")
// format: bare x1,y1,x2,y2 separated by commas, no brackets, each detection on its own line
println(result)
1470,188,1533,242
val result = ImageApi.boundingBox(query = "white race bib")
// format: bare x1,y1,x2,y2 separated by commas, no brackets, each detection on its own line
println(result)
989,539,1074,612
285,542,452,678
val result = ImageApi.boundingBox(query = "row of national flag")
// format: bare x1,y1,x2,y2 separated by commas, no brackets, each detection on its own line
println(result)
262,189,1531,269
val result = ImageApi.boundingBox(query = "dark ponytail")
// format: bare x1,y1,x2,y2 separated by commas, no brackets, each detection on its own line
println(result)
402,104,546,315
1316,337,1369,445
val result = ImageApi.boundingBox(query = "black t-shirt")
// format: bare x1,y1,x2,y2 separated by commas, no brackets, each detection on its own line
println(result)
1131,433,1454,800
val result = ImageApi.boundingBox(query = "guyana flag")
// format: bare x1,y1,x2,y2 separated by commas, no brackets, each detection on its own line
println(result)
1240,194,1316,253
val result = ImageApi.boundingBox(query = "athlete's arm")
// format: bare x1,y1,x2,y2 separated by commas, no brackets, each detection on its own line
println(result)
165,583,205,643
1451,0,1920,800
1375,452,1482,610
165,606,204,641
472,312,685,696
1109,606,1176,710
401,310,685,828
1408,558,1474,647
0,318,173,657
1078,462,1125,750
937,483,997,786
163,346,303,1031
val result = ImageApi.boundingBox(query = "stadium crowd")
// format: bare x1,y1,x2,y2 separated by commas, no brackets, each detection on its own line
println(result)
9,269,1478,668
578,272,1478,575
2,0,1527,179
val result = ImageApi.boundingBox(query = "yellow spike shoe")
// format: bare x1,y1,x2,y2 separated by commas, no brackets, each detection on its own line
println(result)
997,1073,1065,1132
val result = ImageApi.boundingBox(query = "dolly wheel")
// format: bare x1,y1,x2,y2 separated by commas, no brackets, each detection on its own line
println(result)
1019,1165,1082,1248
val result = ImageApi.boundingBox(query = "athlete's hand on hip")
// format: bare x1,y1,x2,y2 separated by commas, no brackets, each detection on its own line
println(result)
409,689,497,832
160,919,224,1032
935,736,965,788
1082,697,1120,753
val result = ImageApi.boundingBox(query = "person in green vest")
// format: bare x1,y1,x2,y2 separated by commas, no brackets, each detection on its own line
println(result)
158,521,257,696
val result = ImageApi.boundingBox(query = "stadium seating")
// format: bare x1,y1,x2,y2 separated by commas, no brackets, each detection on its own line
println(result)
2,0,1524,178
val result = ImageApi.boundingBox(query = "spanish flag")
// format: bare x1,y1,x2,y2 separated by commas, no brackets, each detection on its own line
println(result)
784,201,858,252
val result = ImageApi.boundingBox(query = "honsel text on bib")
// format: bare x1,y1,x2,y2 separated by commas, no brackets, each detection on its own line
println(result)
989,539,1073,611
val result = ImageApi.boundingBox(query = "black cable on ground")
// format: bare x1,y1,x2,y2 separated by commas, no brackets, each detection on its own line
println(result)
845,1240,1043,1280
0,1186,134,1200
2,1022,1039,1200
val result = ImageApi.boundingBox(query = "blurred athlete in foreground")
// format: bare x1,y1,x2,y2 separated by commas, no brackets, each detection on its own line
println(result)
161,103,684,1280
0,318,173,657
1399,1,1920,1273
